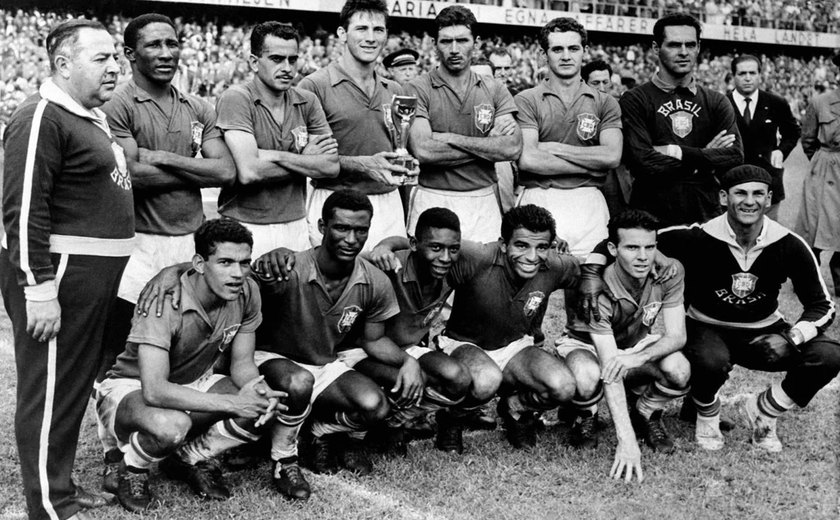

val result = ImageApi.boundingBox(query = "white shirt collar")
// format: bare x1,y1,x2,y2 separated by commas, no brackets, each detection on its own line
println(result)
39,79,112,137
732,89,757,117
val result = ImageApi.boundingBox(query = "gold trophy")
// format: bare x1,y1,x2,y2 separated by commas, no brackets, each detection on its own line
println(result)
383,95,419,185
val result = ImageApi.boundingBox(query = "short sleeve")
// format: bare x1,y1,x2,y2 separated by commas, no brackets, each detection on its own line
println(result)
197,97,222,142
215,87,254,134
365,268,401,323
404,79,429,120
660,260,685,308
303,92,332,135
101,92,134,139
448,240,496,286
548,253,582,291
514,91,539,130
587,295,616,335
493,80,517,118
126,301,179,351
599,94,622,131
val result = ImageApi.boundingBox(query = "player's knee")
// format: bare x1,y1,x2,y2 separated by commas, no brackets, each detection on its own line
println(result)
806,340,840,373
690,347,730,376
146,410,191,450
660,352,692,388
572,363,601,399
470,366,503,401
286,369,315,403
437,361,472,398
356,388,389,422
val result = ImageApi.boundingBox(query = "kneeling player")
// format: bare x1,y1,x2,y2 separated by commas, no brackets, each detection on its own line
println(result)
559,210,690,482
255,190,412,476
344,208,472,454
97,219,284,512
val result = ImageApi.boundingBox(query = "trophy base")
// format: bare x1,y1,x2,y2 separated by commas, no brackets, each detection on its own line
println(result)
388,155,419,186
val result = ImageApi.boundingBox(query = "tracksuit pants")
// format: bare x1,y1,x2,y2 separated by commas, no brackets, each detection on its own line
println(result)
0,249,127,520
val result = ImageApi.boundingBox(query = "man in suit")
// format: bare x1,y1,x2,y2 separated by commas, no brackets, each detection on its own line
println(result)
727,55,800,220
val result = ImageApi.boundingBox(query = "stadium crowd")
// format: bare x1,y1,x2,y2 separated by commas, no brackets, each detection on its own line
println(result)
1,6,837,135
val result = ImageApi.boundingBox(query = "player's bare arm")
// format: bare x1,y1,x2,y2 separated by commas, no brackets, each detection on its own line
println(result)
138,344,270,418
226,130,338,185
602,305,687,383
591,334,644,483
518,127,602,177
431,114,523,163
361,321,425,406
539,127,622,170
138,135,236,187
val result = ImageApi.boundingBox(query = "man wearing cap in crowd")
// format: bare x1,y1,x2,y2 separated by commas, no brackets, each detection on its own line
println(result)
649,164,839,453
384,48,420,86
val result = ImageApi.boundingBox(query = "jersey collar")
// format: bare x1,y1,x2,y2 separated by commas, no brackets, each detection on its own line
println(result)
651,69,697,95
247,79,308,107
327,62,391,89
128,80,190,104
701,213,789,271
429,68,485,90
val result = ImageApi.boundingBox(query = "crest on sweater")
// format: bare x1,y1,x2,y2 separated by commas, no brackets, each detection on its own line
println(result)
523,291,545,318
110,142,131,190
731,272,758,298
474,103,494,134
641,302,662,327
291,126,309,153
657,99,702,139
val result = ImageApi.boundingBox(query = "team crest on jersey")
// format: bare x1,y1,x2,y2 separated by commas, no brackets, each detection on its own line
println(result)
291,126,309,153
337,305,362,333
731,272,758,298
219,324,241,351
190,121,203,157
523,291,545,318
641,302,662,326
474,103,495,134
576,113,600,140
110,142,131,190
669,111,694,138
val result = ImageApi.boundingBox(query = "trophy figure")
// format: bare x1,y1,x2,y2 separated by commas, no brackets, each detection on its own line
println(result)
384,95,419,185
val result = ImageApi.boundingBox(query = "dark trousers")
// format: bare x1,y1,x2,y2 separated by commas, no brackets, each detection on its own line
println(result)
684,318,840,407
0,249,127,520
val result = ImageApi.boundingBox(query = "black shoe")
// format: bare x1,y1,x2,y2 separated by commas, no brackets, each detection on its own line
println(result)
224,438,267,471
633,409,675,453
116,461,154,513
72,483,114,509
367,425,409,457
272,461,311,501
680,398,735,431
102,449,122,494
570,411,599,449
434,410,464,454
340,437,373,475
404,412,436,440
161,456,230,500
308,434,338,474
461,404,497,431
497,399,537,449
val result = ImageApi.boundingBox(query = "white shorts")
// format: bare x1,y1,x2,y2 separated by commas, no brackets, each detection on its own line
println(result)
518,186,609,258
307,188,407,252
437,335,532,372
96,371,226,450
554,333,662,358
253,350,352,402
241,218,311,258
336,345,434,368
118,232,195,303
407,185,501,244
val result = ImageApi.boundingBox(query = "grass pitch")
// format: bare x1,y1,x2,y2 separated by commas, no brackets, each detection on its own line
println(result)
0,148,837,519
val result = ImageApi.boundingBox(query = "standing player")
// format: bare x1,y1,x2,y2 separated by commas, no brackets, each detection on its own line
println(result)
97,220,285,512
298,0,410,251
727,54,800,221
559,209,689,480
656,165,839,451
620,13,743,227
216,22,339,257
1,19,133,520
405,5,522,243
514,18,622,257
99,14,235,382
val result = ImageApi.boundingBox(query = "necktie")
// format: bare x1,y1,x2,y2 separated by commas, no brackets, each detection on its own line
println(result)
743,97,752,126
